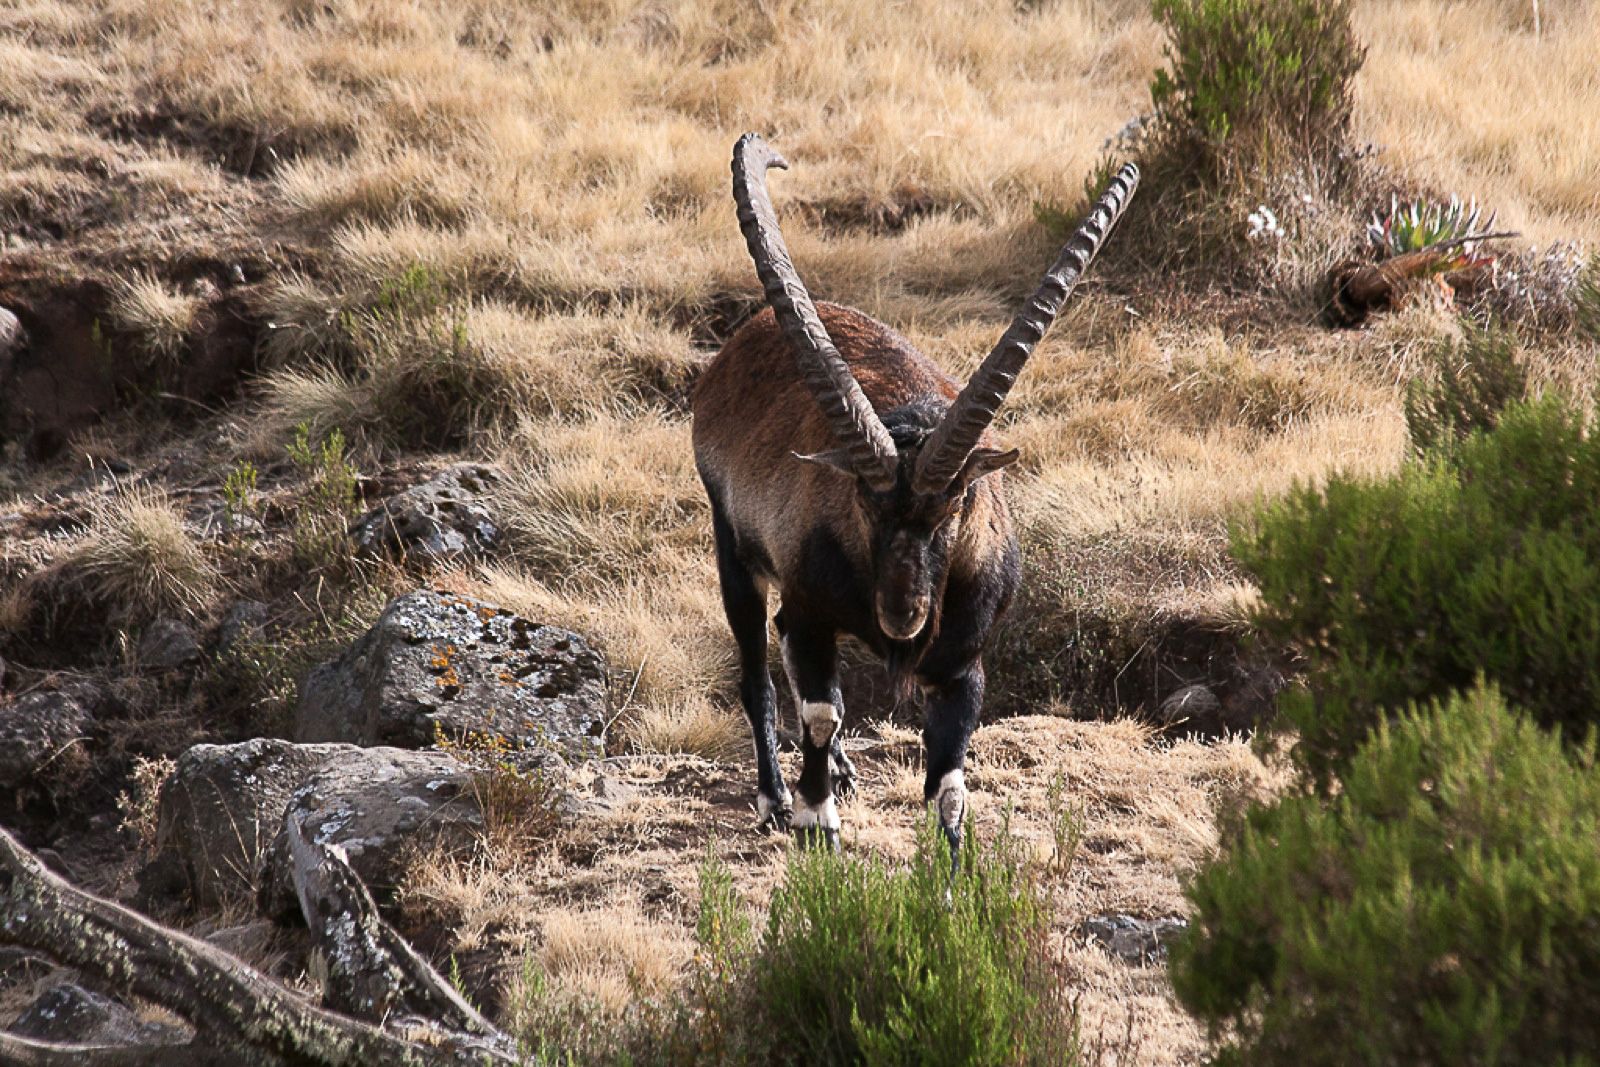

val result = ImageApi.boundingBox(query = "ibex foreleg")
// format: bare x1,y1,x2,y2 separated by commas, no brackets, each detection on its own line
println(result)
779,619,846,850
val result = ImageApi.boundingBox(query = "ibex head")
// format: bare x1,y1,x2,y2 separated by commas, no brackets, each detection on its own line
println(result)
731,133,1139,642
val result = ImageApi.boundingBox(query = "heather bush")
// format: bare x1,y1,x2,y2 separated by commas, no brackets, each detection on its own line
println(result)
1234,394,1600,783
1148,0,1364,183
1403,326,1528,456
1172,684,1600,1066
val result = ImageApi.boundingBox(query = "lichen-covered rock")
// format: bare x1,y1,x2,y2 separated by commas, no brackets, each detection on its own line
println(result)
350,463,502,561
294,590,608,756
9,981,185,1046
0,689,94,789
151,738,358,907
9,979,185,1049
1078,914,1189,964
257,746,487,920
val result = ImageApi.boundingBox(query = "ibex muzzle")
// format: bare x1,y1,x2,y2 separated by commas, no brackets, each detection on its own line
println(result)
692,133,1137,851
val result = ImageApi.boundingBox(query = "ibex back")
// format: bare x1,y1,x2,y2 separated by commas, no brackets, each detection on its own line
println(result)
693,134,1137,850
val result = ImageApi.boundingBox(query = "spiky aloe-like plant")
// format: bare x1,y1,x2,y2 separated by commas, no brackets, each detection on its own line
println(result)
1366,194,1506,270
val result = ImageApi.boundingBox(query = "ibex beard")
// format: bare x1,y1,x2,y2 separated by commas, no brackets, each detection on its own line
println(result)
692,133,1138,854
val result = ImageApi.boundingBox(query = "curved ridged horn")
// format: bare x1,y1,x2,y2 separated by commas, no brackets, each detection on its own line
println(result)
732,133,899,491
912,163,1141,495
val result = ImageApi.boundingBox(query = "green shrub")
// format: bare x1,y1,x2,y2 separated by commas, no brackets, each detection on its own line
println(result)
1171,683,1600,1066
1149,0,1364,181
1403,326,1528,456
286,422,360,572
640,820,1077,1067
749,817,1074,1067
1234,394,1600,783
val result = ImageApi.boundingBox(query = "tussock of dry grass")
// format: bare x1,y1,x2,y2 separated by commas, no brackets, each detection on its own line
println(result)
626,696,746,761
67,485,218,624
111,274,201,364
250,302,702,453
533,905,689,1016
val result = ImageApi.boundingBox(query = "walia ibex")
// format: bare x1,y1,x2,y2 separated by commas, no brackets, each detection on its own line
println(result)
693,134,1138,850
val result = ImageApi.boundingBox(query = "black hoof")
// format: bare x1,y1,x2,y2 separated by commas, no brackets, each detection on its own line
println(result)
792,825,841,852
757,797,793,834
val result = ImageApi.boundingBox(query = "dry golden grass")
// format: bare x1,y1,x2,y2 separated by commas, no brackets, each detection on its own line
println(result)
1357,0,1600,247
396,715,1276,1064
627,696,747,762
533,905,689,1016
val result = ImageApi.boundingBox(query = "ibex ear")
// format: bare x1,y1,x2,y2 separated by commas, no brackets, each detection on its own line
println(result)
791,449,858,478
955,447,1019,486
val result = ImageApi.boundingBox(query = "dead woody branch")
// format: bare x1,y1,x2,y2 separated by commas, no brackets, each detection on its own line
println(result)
0,823,520,1066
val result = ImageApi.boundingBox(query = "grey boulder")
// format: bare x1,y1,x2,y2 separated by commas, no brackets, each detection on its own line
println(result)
151,738,358,907
294,590,608,756
138,616,203,671
1078,914,1189,964
257,745,486,919
350,462,502,561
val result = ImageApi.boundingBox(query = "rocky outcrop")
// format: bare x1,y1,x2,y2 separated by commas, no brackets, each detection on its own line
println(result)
1078,914,1189,964
151,738,356,907
350,463,502,561
257,746,485,919
150,738,511,916
295,590,608,755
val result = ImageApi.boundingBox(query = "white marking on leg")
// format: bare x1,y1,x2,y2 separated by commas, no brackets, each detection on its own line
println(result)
790,792,840,831
800,700,841,748
756,787,792,824
934,769,966,829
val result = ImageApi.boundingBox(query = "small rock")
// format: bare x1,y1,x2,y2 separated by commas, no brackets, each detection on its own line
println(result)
1078,914,1188,964
257,745,489,919
138,617,203,671
10,981,184,1045
350,462,503,561
0,689,93,788
217,599,272,654
203,919,281,962
294,589,609,756
1159,684,1221,733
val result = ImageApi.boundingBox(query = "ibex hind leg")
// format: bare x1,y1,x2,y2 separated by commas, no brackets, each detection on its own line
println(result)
708,487,790,831
777,615,845,850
